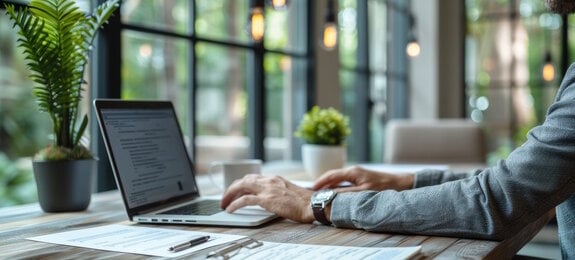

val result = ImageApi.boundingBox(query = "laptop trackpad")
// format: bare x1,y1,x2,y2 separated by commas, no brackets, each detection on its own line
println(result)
226,205,274,216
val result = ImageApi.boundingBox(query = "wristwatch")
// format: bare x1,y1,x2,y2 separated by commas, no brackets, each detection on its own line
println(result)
310,189,337,225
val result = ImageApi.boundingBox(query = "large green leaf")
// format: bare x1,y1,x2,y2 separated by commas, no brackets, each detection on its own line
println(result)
5,0,119,158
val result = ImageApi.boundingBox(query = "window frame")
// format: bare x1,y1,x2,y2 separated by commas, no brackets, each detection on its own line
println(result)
92,0,315,191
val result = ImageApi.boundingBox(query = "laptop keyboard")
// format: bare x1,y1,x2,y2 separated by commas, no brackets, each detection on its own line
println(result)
160,200,222,216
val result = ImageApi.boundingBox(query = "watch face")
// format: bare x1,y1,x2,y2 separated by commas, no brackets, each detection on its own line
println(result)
313,189,335,203
311,189,336,225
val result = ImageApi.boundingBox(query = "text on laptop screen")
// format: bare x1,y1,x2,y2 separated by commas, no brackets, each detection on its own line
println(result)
100,108,198,208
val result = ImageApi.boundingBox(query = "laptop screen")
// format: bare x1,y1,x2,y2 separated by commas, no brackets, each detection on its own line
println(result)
97,102,198,209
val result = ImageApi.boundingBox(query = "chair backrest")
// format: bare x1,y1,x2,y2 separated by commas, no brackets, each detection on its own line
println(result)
384,119,486,164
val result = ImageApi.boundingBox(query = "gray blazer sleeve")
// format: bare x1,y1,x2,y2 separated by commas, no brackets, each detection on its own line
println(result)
412,168,482,188
330,64,575,240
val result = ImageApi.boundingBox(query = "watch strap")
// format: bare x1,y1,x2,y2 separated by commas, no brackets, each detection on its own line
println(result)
312,205,331,225
311,190,336,225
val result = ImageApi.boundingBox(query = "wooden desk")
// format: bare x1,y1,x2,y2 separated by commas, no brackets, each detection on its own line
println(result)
0,170,553,259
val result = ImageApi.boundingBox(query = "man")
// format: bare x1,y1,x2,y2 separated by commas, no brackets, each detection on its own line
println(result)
221,1,575,258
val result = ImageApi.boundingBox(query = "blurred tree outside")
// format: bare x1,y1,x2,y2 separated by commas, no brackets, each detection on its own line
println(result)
0,154,37,206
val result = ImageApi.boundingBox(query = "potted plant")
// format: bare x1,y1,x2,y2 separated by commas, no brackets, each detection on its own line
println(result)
5,0,119,212
294,106,351,179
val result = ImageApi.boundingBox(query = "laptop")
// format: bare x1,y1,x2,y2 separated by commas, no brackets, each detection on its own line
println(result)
93,99,277,227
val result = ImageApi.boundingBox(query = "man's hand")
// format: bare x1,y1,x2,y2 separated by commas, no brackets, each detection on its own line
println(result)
312,166,414,192
220,174,316,223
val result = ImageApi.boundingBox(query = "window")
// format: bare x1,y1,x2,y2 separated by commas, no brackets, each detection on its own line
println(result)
93,0,311,190
339,0,408,162
465,0,564,163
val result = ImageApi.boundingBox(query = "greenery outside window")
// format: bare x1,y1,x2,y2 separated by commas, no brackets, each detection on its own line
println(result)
465,0,564,163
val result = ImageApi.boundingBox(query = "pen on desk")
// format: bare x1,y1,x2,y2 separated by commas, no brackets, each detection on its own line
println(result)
168,235,210,252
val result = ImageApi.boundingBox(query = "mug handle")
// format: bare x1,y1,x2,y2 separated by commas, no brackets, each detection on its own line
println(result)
208,161,224,192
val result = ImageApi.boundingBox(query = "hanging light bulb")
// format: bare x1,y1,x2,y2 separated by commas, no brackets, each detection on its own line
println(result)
322,23,338,50
406,34,421,58
321,0,337,50
248,1,265,42
542,51,555,82
406,14,420,58
266,0,289,10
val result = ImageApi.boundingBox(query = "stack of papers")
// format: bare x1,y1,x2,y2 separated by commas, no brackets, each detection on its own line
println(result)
28,224,421,259
28,224,244,258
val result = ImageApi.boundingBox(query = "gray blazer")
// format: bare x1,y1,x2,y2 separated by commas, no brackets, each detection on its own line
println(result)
331,64,575,257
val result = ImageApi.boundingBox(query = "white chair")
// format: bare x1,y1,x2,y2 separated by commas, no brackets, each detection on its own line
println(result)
384,119,486,164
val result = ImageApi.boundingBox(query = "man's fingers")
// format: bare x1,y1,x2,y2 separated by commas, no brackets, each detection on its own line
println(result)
313,171,340,187
333,186,365,193
225,194,260,213
221,183,245,208
220,174,263,208
313,171,350,190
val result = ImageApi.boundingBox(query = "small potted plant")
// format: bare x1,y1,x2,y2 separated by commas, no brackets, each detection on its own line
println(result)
5,0,119,212
294,106,351,179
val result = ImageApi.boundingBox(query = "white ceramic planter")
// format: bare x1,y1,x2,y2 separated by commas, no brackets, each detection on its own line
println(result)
302,144,346,179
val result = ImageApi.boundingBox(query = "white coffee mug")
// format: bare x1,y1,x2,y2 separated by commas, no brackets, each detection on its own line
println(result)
209,159,262,191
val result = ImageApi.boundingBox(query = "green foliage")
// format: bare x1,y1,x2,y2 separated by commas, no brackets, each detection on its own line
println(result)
0,153,37,206
4,0,119,160
294,106,351,146
0,84,50,158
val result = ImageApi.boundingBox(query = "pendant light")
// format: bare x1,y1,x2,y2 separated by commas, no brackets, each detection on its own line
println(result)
321,0,338,51
406,13,420,58
542,51,555,82
248,0,265,42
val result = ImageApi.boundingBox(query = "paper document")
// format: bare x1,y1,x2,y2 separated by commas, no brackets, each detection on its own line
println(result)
28,224,421,259
225,241,421,260
28,224,245,258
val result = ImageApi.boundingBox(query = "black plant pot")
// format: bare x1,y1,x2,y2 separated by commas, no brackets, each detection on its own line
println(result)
32,159,96,212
